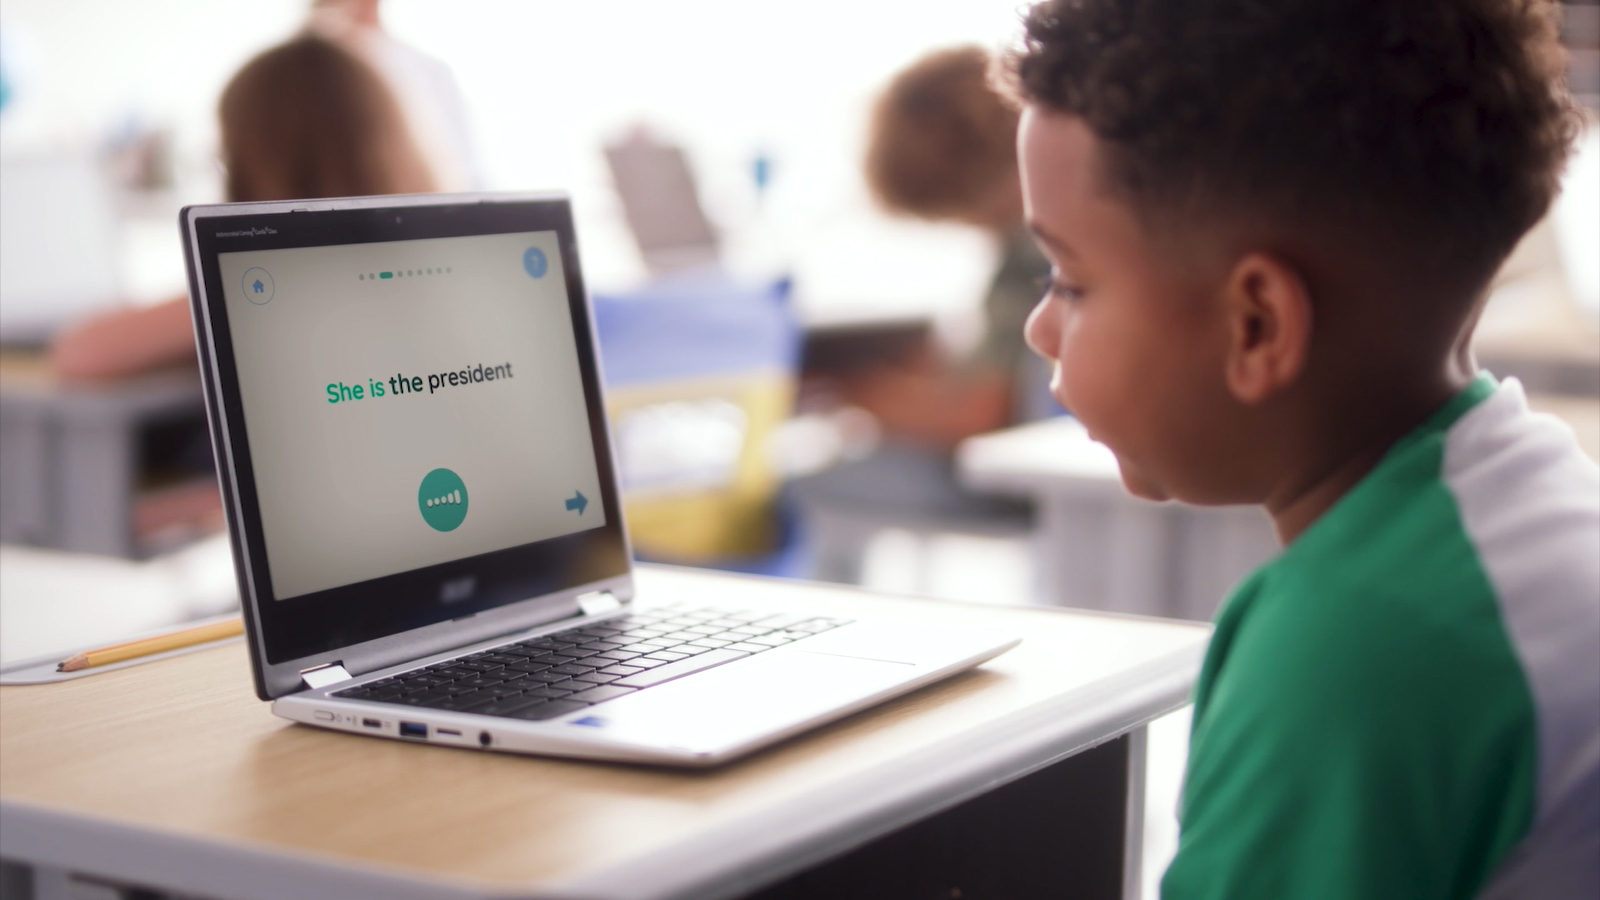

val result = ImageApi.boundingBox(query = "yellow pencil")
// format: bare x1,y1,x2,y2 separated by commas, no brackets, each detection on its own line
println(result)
57,616,244,672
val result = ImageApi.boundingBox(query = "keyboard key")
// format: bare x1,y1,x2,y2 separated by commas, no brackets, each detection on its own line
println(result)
525,671,576,684
623,657,669,669
753,613,813,629
685,625,723,635
597,665,645,676
552,664,599,675
523,686,577,700
574,672,620,684
726,642,774,654
614,648,750,688
456,660,504,672
687,638,734,649
510,699,589,720
594,650,643,662
485,684,529,698
643,651,691,662
479,695,548,716
507,661,553,674
397,688,455,705
568,685,636,703
745,634,794,647
791,619,838,633
579,641,623,652
440,691,499,711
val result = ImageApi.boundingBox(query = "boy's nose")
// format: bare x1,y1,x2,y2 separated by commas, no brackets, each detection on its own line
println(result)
1024,296,1060,361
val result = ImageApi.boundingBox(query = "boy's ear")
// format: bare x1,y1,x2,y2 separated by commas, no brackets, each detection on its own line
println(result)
1220,252,1312,405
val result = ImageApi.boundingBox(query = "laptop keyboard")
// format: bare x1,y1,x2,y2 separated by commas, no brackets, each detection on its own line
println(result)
330,606,852,722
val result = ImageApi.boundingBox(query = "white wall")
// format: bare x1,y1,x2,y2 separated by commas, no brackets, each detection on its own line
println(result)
1,0,1030,311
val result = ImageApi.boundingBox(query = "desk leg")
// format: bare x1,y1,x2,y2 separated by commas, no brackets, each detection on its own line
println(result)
746,727,1149,900
56,417,135,558
5,864,129,900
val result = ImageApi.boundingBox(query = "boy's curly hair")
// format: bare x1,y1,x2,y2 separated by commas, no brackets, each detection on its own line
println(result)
1002,0,1580,293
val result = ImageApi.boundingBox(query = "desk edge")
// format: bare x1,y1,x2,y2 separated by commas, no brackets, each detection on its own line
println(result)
552,641,1205,900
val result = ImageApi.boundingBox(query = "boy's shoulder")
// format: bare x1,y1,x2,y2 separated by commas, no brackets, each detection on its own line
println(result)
1228,375,1597,661
1212,376,1598,705
1187,375,1599,899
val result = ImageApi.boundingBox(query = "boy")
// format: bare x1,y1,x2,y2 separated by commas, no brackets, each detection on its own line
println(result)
1003,1,1598,897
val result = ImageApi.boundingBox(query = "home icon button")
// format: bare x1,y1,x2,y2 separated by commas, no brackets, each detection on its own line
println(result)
241,267,275,305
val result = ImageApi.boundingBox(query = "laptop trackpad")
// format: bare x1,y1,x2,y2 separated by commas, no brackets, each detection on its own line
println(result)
561,649,917,752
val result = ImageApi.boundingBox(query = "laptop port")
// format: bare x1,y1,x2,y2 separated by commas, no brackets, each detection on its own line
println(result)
437,728,462,737
398,722,427,739
362,718,381,729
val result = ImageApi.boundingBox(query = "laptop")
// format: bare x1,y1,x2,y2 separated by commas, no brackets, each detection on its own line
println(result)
179,193,1018,766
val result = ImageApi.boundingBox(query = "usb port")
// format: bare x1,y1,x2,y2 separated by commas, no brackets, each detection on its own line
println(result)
362,718,381,729
398,722,427,739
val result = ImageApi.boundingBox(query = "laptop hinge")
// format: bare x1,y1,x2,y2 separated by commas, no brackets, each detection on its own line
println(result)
577,590,622,617
300,662,352,691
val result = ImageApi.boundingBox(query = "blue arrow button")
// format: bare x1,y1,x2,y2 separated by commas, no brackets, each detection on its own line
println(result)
565,491,588,515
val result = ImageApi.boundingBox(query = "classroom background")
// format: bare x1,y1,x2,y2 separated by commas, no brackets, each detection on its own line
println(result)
1,2,1596,896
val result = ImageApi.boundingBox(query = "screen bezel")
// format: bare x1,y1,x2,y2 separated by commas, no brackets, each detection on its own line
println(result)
184,195,631,677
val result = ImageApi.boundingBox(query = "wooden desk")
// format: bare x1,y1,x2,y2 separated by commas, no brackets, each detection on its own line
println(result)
0,566,1208,900
957,418,1278,620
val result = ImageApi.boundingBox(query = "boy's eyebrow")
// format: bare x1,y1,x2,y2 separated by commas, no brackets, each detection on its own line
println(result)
1026,221,1075,259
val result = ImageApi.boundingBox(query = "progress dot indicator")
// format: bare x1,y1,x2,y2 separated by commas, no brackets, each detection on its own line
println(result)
418,469,469,532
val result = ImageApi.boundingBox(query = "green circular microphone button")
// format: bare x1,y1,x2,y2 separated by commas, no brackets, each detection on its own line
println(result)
418,468,469,532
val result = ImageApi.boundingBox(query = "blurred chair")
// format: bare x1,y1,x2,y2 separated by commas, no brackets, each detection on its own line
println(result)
592,274,802,574
604,129,720,277
790,441,1033,587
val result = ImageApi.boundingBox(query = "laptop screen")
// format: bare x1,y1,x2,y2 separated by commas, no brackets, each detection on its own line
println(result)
217,230,605,600
187,198,629,668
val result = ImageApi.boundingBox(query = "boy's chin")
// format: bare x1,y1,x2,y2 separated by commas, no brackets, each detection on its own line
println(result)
1115,460,1173,502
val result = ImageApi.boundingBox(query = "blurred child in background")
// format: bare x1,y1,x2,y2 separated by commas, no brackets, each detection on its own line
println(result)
852,45,1055,446
51,32,438,379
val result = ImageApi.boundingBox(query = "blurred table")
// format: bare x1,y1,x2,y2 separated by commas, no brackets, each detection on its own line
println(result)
958,391,1600,620
957,419,1275,620
0,350,212,558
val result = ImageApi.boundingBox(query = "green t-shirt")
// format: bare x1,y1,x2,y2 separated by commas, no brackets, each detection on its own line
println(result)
1163,375,1599,900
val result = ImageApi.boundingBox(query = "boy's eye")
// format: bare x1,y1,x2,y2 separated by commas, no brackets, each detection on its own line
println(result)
1036,273,1084,303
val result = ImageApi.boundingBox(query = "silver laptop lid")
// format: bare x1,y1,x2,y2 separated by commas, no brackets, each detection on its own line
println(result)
180,193,633,699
